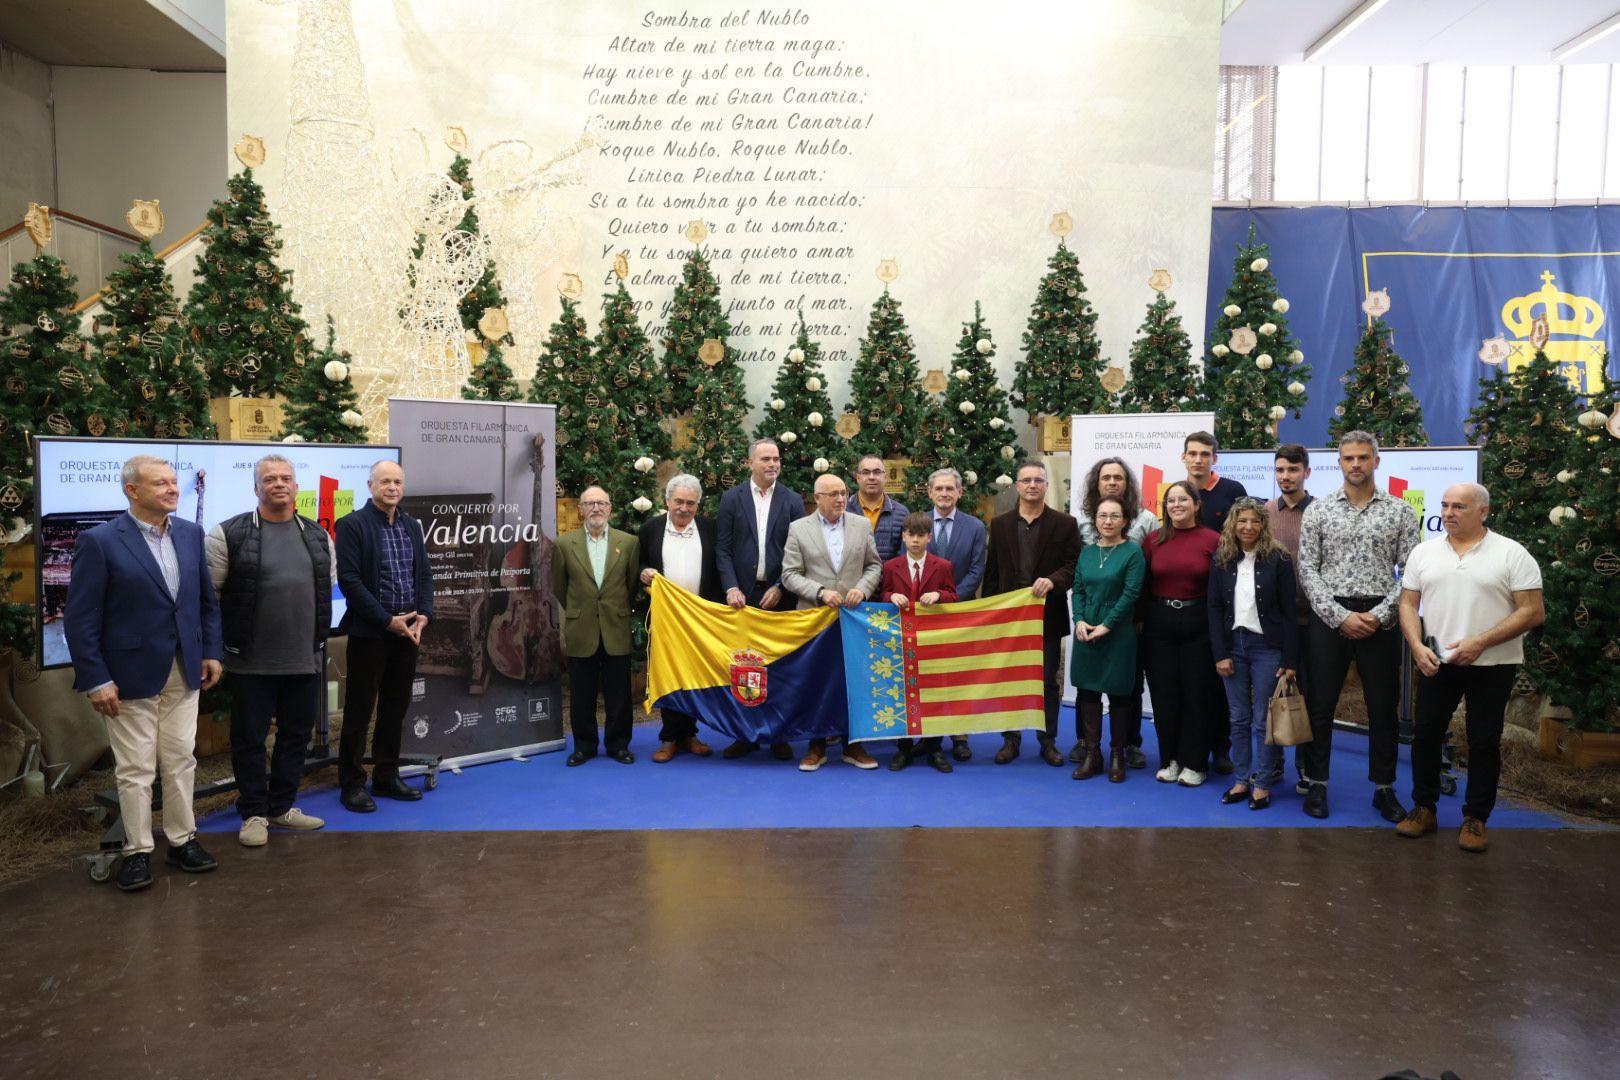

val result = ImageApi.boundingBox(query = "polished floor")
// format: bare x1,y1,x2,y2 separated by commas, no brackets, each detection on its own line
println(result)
3,827,1617,1079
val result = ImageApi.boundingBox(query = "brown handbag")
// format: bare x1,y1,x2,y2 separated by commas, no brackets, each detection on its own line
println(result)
1265,675,1312,746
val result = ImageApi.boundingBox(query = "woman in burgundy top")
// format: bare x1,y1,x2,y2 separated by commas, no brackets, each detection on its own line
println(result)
1140,480,1223,787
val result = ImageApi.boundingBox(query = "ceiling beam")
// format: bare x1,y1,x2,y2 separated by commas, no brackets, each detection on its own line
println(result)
1553,9,1620,63
1304,0,1396,63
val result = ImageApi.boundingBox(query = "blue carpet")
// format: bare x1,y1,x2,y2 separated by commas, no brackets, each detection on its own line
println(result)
201,709,1578,833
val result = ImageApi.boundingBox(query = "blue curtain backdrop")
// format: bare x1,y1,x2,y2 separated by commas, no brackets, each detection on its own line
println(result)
1207,205,1620,446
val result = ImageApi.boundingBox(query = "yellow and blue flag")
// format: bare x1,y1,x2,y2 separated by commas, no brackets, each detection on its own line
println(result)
644,576,848,744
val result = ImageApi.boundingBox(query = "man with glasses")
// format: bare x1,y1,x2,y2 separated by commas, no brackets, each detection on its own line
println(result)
848,453,909,562
983,461,1081,766
923,466,987,761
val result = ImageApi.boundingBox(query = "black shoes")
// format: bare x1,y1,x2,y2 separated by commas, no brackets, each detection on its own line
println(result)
165,839,218,874
566,750,595,767
116,852,153,891
1372,787,1407,824
951,737,972,762
1124,746,1147,770
1220,787,1250,805
611,749,636,765
1211,754,1236,776
373,776,423,801
888,752,912,772
770,743,794,761
925,750,953,774
1248,793,1271,811
1303,783,1329,819
1068,741,1085,764
341,787,377,813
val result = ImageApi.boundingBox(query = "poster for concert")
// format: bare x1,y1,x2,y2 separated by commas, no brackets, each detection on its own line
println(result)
387,398,565,766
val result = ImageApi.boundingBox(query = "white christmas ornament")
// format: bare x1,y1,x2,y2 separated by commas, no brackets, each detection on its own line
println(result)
805,377,822,392
807,411,824,427
964,470,978,487
1000,445,1016,459
781,431,798,444
1268,405,1286,420
632,496,653,513
995,474,1013,488
324,360,349,382
1273,298,1290,313
1256,354,1274,370
1212,344,1230,358
282,434,305,443
1556,469,1575,484
1259,323,1277,336
633,456,655,473
1223,304,1242,317
975,338,992,355
1579,408,1607,429
787,347,805,363
1287,380,1305,396
952,368,971,382
1549,505,1578,525
989,417,1004,429
1290,349,1305,362
813,457,830,473
958,400,976,415
1251,258,1269,272
771,398,786,411
340,409,363,428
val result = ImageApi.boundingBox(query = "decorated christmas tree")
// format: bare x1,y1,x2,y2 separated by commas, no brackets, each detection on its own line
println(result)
906,393,957,510
461,339,521,401
528,292,588,409
93,240,214,439
1538,386,1620,729
280,316,368,443
1465,348,1577,561
847,287,926,460
661,245,728,403
0,545,32,663
1012,240,1110,423
1119,289,1201,414
596,275,670,518
1204,226,1310,447
186,168,314,398
678,319,752,518
932,302,1019,503
1329,318,1426,447
754,310,844,498
0,253,118,525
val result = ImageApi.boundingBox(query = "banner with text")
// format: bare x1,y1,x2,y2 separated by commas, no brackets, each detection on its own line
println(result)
388,398,565,766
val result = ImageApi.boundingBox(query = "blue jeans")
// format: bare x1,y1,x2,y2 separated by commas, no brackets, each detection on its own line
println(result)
1221,629,1284,789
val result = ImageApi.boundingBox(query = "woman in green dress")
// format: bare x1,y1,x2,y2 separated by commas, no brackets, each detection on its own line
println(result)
1069,497,1147,782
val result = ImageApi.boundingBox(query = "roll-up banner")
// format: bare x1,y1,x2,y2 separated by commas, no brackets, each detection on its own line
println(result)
387,398,565,767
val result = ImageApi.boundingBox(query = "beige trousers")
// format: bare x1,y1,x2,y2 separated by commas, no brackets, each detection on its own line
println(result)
104,658,198,854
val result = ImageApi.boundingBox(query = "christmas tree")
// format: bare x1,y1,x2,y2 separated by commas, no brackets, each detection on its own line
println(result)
679,326,751,519
847,289,926,460
1328,319,1426,447
280,316,368,443
932,302,1019,503
754,310,844,498
1012,242,1110,423
528,294,588,410
906,393,957,510
1538,385,1620,730
93,241,213,439
0,545,32,663
592,278,667,524
186,168,314,398
1465,350,1577,561
1119,291,1201,414
461,340,521,401
661,246,727,403
1204,226,1310,447
0,254,118,525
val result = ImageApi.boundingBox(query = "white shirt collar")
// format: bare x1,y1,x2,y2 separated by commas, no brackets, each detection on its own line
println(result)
666,519,696,538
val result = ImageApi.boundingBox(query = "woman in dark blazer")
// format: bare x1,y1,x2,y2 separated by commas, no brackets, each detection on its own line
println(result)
1207,498,1299,810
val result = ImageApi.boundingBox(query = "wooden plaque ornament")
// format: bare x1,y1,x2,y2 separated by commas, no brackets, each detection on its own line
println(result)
684,219,709,244
1049,211,1073,238
1228,326,1258,356
23,203,52,251
1147,268,1172,293
478,307,510,341
1530,313,1551,352
126,199,164,239
836,412,862,439
699,338,725,367
445,126,470,154
558,272,584,300
233,134,266,168
1478,335,1510,366
613,251,630,279
1361,288,1392,318
1100,366,1128,394
875,259,900,284
922,369,947,394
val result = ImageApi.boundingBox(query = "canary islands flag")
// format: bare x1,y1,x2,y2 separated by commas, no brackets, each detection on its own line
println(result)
842,589,1046,743
644,576,848,744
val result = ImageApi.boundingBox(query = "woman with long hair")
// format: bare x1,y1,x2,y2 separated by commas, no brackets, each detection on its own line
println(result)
1140,479,1222,787
1068,496,1146,781
1207,498,1299,809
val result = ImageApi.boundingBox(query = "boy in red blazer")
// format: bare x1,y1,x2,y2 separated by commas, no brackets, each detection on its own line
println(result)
881,512,958,773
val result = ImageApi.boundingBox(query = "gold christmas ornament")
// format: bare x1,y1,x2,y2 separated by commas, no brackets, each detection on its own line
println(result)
445,125,470,154
478,307,510,341
0,483,21,511
233,134,267,168
836,412,862,439
1228,326,1258,356
1529,313,1551,352
875,259,900,284
126,199,164,239
559,272,584,300
684,219,709,244
1596,551,1620,576
1147,268,1173,293
613,251,630,279
1100,367,1128,394
45,413,71,435
86,413,106,437
922,369,947,394
23,203,52,252
1048,211,1073,237
699,338,725,366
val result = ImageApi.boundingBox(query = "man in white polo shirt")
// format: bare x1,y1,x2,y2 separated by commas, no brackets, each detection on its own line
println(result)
1397,482,1543,853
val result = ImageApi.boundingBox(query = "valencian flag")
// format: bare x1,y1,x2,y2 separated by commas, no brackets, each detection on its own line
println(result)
841,589,1046,742
643,576,848,744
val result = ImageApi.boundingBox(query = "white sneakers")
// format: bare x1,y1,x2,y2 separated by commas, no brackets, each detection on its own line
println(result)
1155,761,1182,783
241,807,326,845
270,808,325,830
238,816,268,847
1177,768,1207,788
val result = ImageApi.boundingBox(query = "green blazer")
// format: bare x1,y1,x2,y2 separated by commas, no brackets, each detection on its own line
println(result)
552,526,641,658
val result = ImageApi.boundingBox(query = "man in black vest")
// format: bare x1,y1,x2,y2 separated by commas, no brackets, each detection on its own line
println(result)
206,454,334,846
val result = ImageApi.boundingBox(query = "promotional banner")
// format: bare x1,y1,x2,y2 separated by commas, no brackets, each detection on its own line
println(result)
387,398,564,766
33,436,399,669
1068,411,1217,521
1210,205,1620,446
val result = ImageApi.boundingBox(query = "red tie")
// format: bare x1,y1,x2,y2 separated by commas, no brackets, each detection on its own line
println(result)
913,562,922,596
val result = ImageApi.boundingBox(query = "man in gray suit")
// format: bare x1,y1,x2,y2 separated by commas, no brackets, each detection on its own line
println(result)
781,473,883,772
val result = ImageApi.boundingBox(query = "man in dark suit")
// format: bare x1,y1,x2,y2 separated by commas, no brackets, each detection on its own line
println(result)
983,460,1082,766
66,454,223,892
555,485,641,766
925,466,988,761
713,437,799,760
639,473,719,763
336,459,434,812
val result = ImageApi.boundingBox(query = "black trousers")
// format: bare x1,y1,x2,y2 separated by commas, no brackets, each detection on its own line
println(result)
1301,602,1401,787
568,640,633,755
1291,617,1311,780
1412,662,1516,821
896,736,943,755
1002,633,1062,743
340,634,418,791
1142,602,1221,770
658,708,698,743
230,671,321,819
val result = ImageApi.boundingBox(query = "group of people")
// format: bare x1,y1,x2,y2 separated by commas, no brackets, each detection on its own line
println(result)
66,425,1544,894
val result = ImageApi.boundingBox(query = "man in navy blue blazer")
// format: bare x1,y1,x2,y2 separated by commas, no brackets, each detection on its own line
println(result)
924,467,987,761
713,438,800,759
66,455,223,892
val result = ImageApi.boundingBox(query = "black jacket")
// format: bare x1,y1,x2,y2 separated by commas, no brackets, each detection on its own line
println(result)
214,510,334,656
983,506,1082,639
1207,549,1300,670
336,501,434,637
638,514,723,603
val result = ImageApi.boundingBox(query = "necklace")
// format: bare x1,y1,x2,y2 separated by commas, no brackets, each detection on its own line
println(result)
1095,540,1122,569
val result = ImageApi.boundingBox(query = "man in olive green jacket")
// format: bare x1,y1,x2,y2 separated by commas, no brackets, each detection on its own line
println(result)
553,486,642,766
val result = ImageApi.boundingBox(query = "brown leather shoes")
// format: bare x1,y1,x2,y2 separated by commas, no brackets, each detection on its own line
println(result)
1395,805,1438,838
798,746,827,772
1107,749,1126,783
1458,816,1489,853
722,739,757,759
843,744,879,770
1038,739,1064,767
1072,748,1103,780
993,736,1020,765
678,737,712,757
651,741,678,763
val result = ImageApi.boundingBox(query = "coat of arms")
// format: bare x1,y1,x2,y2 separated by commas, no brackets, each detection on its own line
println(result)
729,648,767,707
